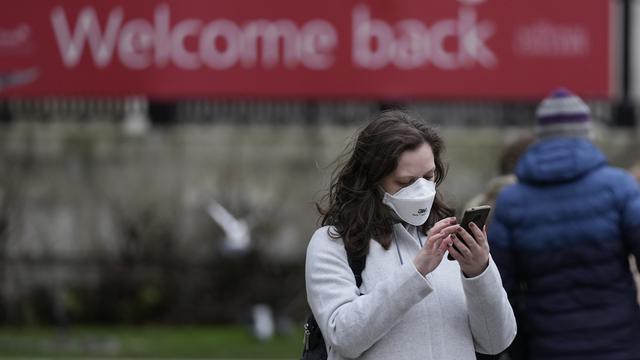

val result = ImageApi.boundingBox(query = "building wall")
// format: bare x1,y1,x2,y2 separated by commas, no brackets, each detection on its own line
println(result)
0,119,638,323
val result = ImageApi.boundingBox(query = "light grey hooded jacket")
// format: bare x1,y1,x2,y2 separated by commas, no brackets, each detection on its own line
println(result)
305,223,516,360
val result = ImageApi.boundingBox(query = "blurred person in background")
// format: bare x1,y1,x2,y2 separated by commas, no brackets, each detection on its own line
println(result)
469,134,535,360
305,110,516,360
630,161,640,182
630,161,640,304
489,88,640,360
465,132,536,212
631,255,640,305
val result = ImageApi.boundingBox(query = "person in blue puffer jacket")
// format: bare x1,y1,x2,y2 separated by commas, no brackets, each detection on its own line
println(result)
489,88,640,360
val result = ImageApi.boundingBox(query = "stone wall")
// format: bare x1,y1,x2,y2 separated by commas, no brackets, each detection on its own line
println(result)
0,119,638,323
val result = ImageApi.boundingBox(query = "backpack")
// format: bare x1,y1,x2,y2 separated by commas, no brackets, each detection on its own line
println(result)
301,253,366,360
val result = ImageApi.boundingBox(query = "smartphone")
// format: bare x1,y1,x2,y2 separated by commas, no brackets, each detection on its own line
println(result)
447,205,491,261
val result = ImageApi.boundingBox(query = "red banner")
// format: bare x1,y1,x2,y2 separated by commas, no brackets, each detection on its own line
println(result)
0,0,612,100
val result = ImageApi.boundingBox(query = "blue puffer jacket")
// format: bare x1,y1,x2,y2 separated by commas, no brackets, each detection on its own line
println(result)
489,138,640,360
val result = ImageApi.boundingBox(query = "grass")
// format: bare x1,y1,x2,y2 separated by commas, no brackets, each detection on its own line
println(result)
0,326,302,359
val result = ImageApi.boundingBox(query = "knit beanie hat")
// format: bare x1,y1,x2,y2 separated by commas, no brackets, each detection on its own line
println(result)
535,88,592,139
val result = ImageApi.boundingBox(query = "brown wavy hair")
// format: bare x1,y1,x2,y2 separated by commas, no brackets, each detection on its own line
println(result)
318,110,454,258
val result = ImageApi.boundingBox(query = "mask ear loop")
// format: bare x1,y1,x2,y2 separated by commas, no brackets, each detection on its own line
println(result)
394,223,434,266
393,227,404,265
394,226,426,266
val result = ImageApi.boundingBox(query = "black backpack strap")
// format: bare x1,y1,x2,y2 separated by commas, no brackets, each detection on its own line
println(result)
347,254,366,288
301,250,367,359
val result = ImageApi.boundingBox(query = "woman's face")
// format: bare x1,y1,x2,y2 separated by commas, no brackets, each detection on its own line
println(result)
381,142,436,195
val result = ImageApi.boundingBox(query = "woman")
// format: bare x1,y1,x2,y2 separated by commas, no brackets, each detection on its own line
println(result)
305,110,516,360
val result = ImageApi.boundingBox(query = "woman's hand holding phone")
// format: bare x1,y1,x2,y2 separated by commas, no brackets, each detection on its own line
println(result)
413,217,458,276
447,222,490,278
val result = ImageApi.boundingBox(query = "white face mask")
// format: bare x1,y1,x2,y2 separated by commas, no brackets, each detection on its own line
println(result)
383,178,436,226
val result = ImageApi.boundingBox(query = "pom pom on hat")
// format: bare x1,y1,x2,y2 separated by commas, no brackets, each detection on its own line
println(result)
535,88,592,139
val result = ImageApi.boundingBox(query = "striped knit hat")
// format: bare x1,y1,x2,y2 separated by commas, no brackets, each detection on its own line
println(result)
535,88,592,139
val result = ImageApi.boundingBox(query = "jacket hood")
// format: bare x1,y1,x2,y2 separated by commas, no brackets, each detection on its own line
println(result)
516,138,606,184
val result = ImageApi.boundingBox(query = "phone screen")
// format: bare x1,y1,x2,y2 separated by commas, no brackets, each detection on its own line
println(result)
447,206,491,261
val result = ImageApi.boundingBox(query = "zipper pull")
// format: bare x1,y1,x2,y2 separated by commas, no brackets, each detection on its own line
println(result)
303,323,310,351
